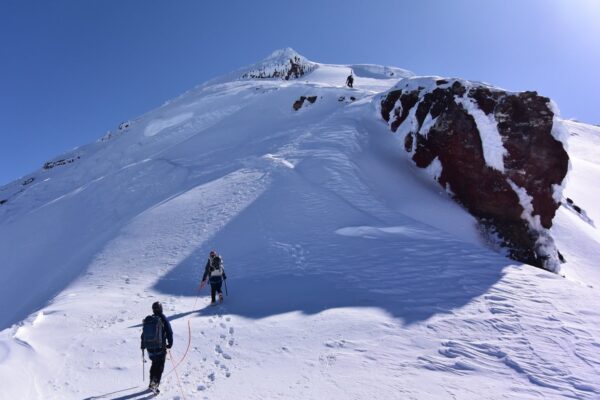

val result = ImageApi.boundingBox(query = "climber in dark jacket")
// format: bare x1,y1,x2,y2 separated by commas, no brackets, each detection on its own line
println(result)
346,73,354,88
201,250,227,304
140,301,173,392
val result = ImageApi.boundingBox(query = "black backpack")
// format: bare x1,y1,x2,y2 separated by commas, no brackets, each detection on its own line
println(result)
142,315,164,351
209,256,224,277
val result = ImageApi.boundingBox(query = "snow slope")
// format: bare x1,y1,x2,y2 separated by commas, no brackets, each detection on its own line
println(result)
552,120,600,287
0,50,599,399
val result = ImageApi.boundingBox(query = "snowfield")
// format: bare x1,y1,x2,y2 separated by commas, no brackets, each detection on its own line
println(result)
0,49,599,399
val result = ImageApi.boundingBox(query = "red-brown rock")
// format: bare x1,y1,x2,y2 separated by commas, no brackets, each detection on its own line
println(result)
380,78,569,270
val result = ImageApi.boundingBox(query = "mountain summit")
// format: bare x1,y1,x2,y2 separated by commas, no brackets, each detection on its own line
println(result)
240,47,316,80
263,47,308,63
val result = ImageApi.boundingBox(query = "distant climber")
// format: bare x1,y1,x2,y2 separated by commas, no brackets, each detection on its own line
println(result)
346,73,354,88
141,301,173,395
201,250,227,305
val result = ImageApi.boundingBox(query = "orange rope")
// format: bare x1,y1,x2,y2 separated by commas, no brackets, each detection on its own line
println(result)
156,285,205,395
193,296,198,309
164,319,192,377
193,283,203,309
168,348,186,400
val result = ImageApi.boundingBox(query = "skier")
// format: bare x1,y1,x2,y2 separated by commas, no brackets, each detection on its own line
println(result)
200,250,227,305
346,73,354,88
141,301,173,394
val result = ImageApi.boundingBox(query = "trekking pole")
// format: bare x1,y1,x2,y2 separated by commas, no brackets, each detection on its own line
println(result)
224,279,228,296
142,349,145,382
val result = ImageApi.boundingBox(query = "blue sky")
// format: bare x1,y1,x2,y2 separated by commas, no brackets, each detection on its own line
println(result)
1,0,599,186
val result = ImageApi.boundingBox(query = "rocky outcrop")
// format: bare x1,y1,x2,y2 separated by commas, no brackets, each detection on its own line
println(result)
43,156,80,170
380,77,569,270
293,95,317,111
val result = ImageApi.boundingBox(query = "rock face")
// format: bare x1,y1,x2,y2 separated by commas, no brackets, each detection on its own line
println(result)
380,78,569,270
293,95,317,111
43,156,80,170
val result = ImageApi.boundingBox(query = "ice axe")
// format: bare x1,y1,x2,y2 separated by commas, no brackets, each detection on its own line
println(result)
142,349,146,382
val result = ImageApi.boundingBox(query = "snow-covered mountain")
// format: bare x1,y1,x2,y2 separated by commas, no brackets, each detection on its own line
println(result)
1,48,599,399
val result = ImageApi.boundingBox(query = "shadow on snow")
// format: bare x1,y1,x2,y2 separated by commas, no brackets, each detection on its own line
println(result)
152,194,511,325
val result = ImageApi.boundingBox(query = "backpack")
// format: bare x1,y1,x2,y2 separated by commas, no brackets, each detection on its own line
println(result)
209,256,224,278
142,315,164,351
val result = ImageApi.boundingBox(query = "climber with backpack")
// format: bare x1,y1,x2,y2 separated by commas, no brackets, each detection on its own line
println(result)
140,301,173,394
200,250,227,305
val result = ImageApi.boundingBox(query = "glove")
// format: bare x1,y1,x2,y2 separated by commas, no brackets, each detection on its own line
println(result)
223,275,227,281
200,280,206,289
166,343,172,349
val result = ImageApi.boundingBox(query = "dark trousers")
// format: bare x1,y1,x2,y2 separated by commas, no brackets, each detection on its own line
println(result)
210,279,223,302
149,352,166,384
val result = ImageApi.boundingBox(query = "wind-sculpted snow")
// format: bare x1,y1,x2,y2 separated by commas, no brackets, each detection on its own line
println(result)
335,225,431,239
144,112,193,137
0,50,599,399
350,64,414,80
551,120,600,287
